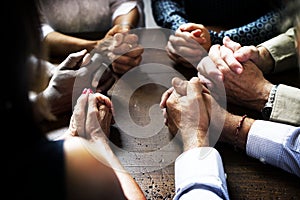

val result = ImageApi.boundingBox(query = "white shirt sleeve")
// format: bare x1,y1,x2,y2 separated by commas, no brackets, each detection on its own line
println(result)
173,147,230,200
112,1,145,27
41,23,55,39
246,120,300,177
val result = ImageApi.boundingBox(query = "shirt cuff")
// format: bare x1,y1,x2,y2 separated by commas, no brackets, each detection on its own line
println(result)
174,147,229,200
41,24,55,39
271,84,300,126
246,120,295,166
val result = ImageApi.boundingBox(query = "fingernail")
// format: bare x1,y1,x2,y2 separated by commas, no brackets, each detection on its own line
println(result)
87,88,94,94
235,67,243,74
82,88,87,94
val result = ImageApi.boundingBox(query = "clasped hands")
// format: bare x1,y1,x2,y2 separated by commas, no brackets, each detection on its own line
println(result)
67,88,114,143
160,77,214,151
197,36,274,112
166,23,211,68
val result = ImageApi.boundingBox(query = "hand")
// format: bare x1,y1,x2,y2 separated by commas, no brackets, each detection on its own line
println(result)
41,50,115,117
160,77,212,151
41,49,91,117
198,48,273,111
210,36,274,74
68,88,113,141
105,24,131,38
179,23,211,51
165,23,210,68
108,33,144,74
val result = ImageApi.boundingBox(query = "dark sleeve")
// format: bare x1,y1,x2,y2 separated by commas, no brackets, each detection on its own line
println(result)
34,140,66,200
151,0,188,30
209,11,282,46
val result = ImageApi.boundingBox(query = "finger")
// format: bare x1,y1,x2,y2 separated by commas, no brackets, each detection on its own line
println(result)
222,36,241,52
112,43,132,54
160,87,174,108
166,40,178,56
187,77,203,96
197,73,214,90
197,56,223,83
123,45,144,57
169,34,200,48
220,45,243,74
233,46,258,62
123,33,139,44
208,44,228,71
94,93,113,109
81,52,91,66
179,23,204,32
172,77,188,96
86,93,102,140
73,88,90,138
61,49,89,69
113,33,124,47
111,62,134,74
191,30,207,44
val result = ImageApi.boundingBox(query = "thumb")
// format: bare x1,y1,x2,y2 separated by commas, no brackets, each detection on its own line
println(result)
187,77,202,97
172,77,188,96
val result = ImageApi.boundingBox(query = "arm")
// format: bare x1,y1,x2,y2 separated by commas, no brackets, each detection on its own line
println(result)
246,120,300,177
219,115,300,177
174,148,229,200
257,27,298,73
211,28,298,75
160,77,230,199
112,0,144,27
106,0,145,37
271,84,300,126
209,11,282,46
151,0,188,30
42,32,100,60
64,89,146,200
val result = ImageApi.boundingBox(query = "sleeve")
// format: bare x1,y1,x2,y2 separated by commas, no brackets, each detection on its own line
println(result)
246,120,300,177
111,0,145,27
210,11,282,46
270,84,300,126
151,0,188,31
36,1,55,39
173,147,230,200
257,27,298,73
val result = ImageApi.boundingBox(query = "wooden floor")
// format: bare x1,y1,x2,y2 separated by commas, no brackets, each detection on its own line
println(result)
43,35,300,199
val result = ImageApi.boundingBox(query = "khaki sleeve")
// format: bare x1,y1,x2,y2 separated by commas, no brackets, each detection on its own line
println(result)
271,84,300,126
258,27,298,73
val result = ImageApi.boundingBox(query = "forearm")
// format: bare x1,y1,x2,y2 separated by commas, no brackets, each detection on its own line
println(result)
220,113,255,151
43,32,98,58
113,7,140,29
210,11,281,46
256,46,275,74
94,139,146,200
151,0,188,30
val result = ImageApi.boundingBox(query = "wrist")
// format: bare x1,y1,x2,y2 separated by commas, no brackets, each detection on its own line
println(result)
180,129,209,152
257,46,275,74
220,113,254,150
115,23,135,29
261,84,278,120
256,83,275,112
